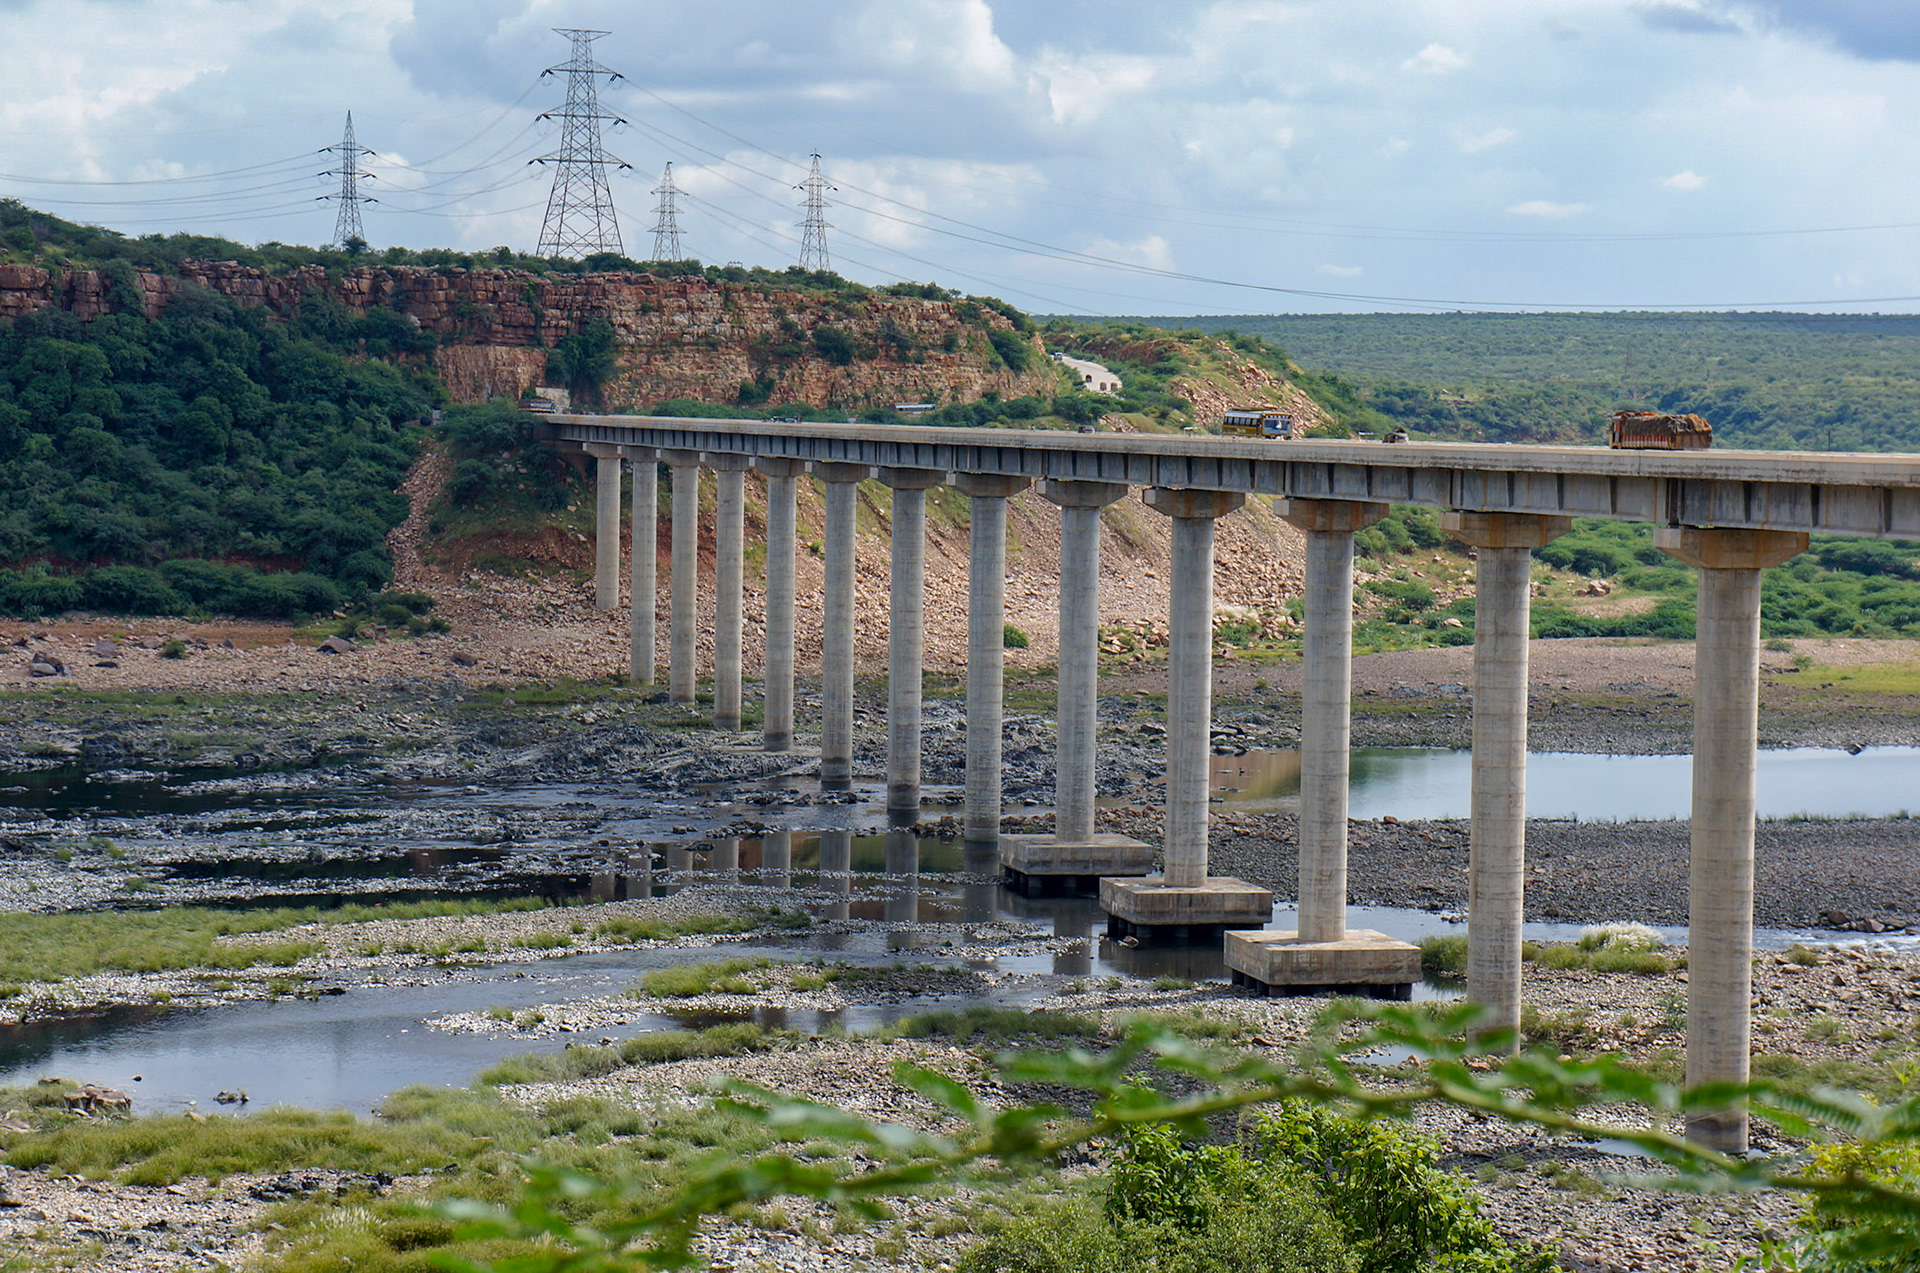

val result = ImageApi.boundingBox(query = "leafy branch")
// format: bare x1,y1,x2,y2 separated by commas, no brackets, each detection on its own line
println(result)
433,1000,1920,1271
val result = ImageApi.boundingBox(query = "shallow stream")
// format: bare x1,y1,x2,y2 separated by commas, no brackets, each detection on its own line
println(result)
1,744,1910,1112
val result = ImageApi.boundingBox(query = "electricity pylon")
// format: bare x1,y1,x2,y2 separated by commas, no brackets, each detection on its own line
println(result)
319,112,376,250
650,162,685,261
796,153,833,272
533,28,630,257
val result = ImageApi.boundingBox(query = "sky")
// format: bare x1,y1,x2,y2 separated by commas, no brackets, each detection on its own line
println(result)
4,0,1920,316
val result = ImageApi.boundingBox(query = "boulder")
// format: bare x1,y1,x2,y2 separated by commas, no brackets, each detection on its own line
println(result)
316,636,355,655
27,657,64,677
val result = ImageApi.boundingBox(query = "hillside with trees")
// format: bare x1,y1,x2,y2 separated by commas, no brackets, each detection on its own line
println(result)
0,201,1094,620
1105,311,1920,452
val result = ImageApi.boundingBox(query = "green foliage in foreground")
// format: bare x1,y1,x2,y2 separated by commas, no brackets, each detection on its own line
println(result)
0,898,548,984
429,1001,1920,1273
962,1118,1358,1273
965,1106,1549,1273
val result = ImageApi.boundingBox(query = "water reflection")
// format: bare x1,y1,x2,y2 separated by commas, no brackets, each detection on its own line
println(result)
817,828,852,921
1202,745,1920,821
763,830,793,890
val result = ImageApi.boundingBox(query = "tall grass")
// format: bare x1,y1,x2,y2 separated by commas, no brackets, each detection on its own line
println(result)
476,1022,785,1086
0,899,551,984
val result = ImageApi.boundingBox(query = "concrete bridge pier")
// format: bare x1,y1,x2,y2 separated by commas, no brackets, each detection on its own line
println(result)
1102,488,1271,941
1443,511,1570,1043
879,468,944,816
664,451,703,706
623,447,657,684
1004,480,1152,891
757,459,807,751
588,443,622,612
706,454,754,731
1659,525,1808,1154
814,463,871,787
950,474,1031,844
1227,499,1418,995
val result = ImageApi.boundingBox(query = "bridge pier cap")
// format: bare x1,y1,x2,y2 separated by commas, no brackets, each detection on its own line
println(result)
952,474,1032,500
877,466,945,490
753,457,809,479
1145,487,1245,521
1042,478,1130,509
1440,510,1572,550
811,461,873,484
1275,497,1388,534
1654,526,1808,570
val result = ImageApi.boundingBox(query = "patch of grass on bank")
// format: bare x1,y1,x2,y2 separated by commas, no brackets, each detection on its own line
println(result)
477,1022,787,1086
6,1072,816,1271
0,899,552,984
1793,662,1920,697
879,1005,1101,1043
2,1099,494,1186
1420,928,1677,980
594,908,808,947
1752,1052,1920,1103
634,957,776,999
1116,1009,1256,1043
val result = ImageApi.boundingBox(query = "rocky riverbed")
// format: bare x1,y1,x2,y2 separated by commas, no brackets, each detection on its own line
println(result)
4,881,1917,1272
3,637,1919,1271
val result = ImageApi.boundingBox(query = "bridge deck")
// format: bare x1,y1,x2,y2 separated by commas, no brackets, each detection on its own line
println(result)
550,415,1920,540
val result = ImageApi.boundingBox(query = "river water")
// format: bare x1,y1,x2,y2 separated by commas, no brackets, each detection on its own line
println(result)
1,745,1911,1112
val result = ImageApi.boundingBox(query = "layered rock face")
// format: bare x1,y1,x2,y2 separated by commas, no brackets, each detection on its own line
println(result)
0,262,1056,407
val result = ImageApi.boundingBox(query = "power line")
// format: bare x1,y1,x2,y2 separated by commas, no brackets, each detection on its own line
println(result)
533,28,629,257
795,153,832,272
650,161,685,260
319,112,377,248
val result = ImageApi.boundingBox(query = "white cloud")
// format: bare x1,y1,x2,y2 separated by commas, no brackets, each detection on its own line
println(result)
1508,200,1589,218
1030,51,1156,126
1459,127,1515,153
1662,169,1707,189
1317,264,1364,277
1403,43,1467,74
1082,234,1174,271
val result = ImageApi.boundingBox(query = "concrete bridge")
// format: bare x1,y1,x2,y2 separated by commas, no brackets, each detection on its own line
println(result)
551,414,1920,1151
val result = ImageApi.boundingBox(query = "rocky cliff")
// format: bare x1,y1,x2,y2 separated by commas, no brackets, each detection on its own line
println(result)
0,261,1056,409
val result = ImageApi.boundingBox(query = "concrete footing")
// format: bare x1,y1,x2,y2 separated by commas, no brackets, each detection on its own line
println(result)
1099,874,1271,941
1001,833,1154,895
1223,928,1420,998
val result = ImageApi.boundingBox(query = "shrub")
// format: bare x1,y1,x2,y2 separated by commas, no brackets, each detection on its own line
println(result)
811,326,856,366
1003,623,1030,649
988,329,1031,372
1258,1101,1556,1273
960,1120,1353,1273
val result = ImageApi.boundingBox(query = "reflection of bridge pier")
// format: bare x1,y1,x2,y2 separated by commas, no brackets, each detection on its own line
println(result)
960,842,1000,925
710,838,740,883
817,829,852,922
884,828,920,927
762,830,793,891
570,415,1877,1152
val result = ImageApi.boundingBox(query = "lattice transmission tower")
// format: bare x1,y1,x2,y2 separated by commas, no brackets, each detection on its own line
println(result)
533,28,630,257
319,112,377,249
795,153,833,272
650,162,685,261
